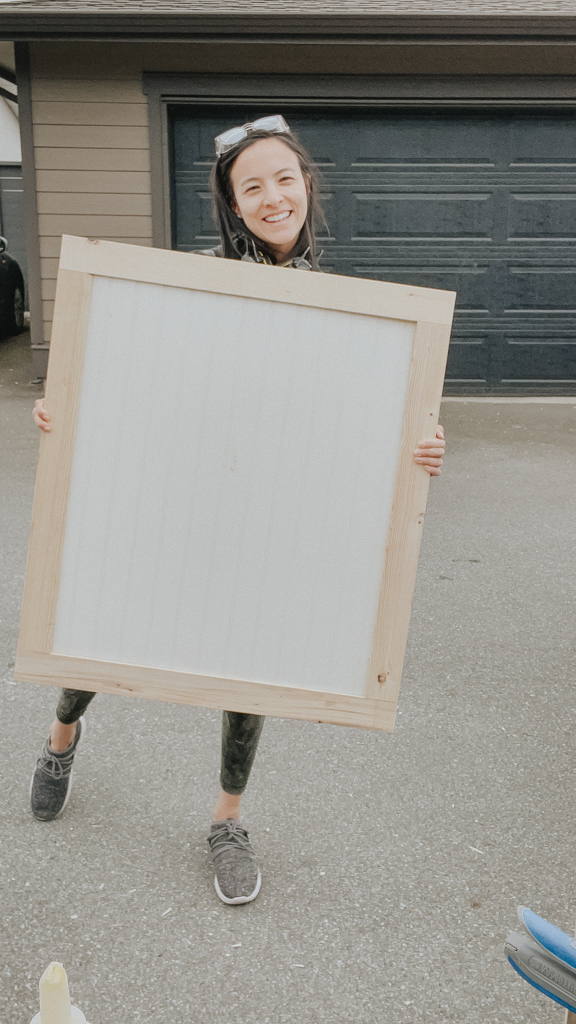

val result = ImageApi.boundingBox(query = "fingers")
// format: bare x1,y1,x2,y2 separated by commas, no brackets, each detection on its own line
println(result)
414,453,443,464
32,398,51,432
414,426,444,476
415,457,443,475
415,437,445,450
414,425,446,470
415,424,445,451
414,444,445,456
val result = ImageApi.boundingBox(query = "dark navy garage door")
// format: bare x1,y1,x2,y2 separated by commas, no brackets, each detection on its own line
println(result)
170,105,576,396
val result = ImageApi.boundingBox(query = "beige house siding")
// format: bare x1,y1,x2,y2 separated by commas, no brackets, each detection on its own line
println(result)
30,60,152,344
28,40,576,352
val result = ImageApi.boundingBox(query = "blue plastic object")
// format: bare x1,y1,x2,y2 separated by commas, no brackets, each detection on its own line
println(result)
507,949,576,1015
519,907,576,972
504,910,576,1015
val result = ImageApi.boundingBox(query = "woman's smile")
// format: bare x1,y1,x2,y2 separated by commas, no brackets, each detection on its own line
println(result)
263,210,292,223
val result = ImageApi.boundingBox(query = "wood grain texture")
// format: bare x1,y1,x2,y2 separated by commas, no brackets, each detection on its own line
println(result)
365,321,451,702
15,654,396,732
59,235,456,326
16,269,93,657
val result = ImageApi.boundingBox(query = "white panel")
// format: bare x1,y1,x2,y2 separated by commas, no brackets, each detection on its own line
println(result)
53,276,414,697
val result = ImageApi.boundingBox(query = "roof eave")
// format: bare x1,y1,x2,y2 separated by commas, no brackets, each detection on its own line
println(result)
1,14,576,43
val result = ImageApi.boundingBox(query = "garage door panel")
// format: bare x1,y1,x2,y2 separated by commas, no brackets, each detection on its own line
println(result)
289,120,349,170
349,113,499,168
501,337,576,381
510,115,576,167
319,189,346,243
172,117,231,169
509,194,576,240
507,267,576,311
349,264,491,311
317,191,336,242
173,184,216,247
352,192,493,241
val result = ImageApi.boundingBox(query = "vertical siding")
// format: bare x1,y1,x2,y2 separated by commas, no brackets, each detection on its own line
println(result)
30,75,153,343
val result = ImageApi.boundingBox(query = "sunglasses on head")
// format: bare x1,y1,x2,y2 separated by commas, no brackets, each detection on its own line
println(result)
214,115,291,158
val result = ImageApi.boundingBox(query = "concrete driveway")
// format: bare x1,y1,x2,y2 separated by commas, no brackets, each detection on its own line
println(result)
1,330,575,1024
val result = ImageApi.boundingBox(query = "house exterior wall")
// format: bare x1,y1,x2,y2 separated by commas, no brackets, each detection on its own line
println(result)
26,39,576,375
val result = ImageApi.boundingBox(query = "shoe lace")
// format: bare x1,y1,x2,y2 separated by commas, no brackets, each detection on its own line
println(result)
208,821,254,860
36,743,76,780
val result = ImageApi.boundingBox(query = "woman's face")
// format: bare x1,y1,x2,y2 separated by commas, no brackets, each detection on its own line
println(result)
229,137,309,258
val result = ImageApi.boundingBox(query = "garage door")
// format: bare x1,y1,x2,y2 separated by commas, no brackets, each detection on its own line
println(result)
170,105,576,396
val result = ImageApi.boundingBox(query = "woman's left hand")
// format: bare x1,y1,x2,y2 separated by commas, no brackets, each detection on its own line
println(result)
413,425,445,477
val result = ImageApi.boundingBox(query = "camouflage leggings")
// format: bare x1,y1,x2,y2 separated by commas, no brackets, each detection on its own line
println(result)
56,689,264,796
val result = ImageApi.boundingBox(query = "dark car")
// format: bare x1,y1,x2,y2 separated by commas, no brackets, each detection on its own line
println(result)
0,235,25,338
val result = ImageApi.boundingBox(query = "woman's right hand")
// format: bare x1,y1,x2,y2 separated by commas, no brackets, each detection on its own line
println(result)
33,397,51,432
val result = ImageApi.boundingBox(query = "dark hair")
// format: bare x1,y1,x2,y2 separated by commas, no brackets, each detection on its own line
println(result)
210,127,325,268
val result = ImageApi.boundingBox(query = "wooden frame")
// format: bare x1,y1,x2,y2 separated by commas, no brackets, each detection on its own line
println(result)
15,235,455,732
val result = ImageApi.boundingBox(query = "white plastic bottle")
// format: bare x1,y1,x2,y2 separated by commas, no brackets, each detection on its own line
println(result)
29,962,88,1024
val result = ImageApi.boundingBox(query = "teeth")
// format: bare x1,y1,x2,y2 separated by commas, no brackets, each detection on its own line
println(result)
265,211,291,223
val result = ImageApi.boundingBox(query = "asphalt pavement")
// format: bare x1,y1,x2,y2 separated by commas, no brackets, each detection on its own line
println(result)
1,329,575,1024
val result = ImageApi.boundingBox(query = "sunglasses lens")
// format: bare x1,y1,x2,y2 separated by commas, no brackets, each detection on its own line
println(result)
254,116,283,131
219,127,246,148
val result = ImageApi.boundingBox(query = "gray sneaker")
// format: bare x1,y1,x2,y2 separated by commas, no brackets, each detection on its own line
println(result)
30,717,86,821
208,819,262,905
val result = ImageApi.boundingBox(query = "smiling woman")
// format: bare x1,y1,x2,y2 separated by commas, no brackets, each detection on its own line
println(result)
29,114,446,911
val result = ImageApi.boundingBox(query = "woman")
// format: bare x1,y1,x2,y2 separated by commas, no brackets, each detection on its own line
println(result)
31,115,445,905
